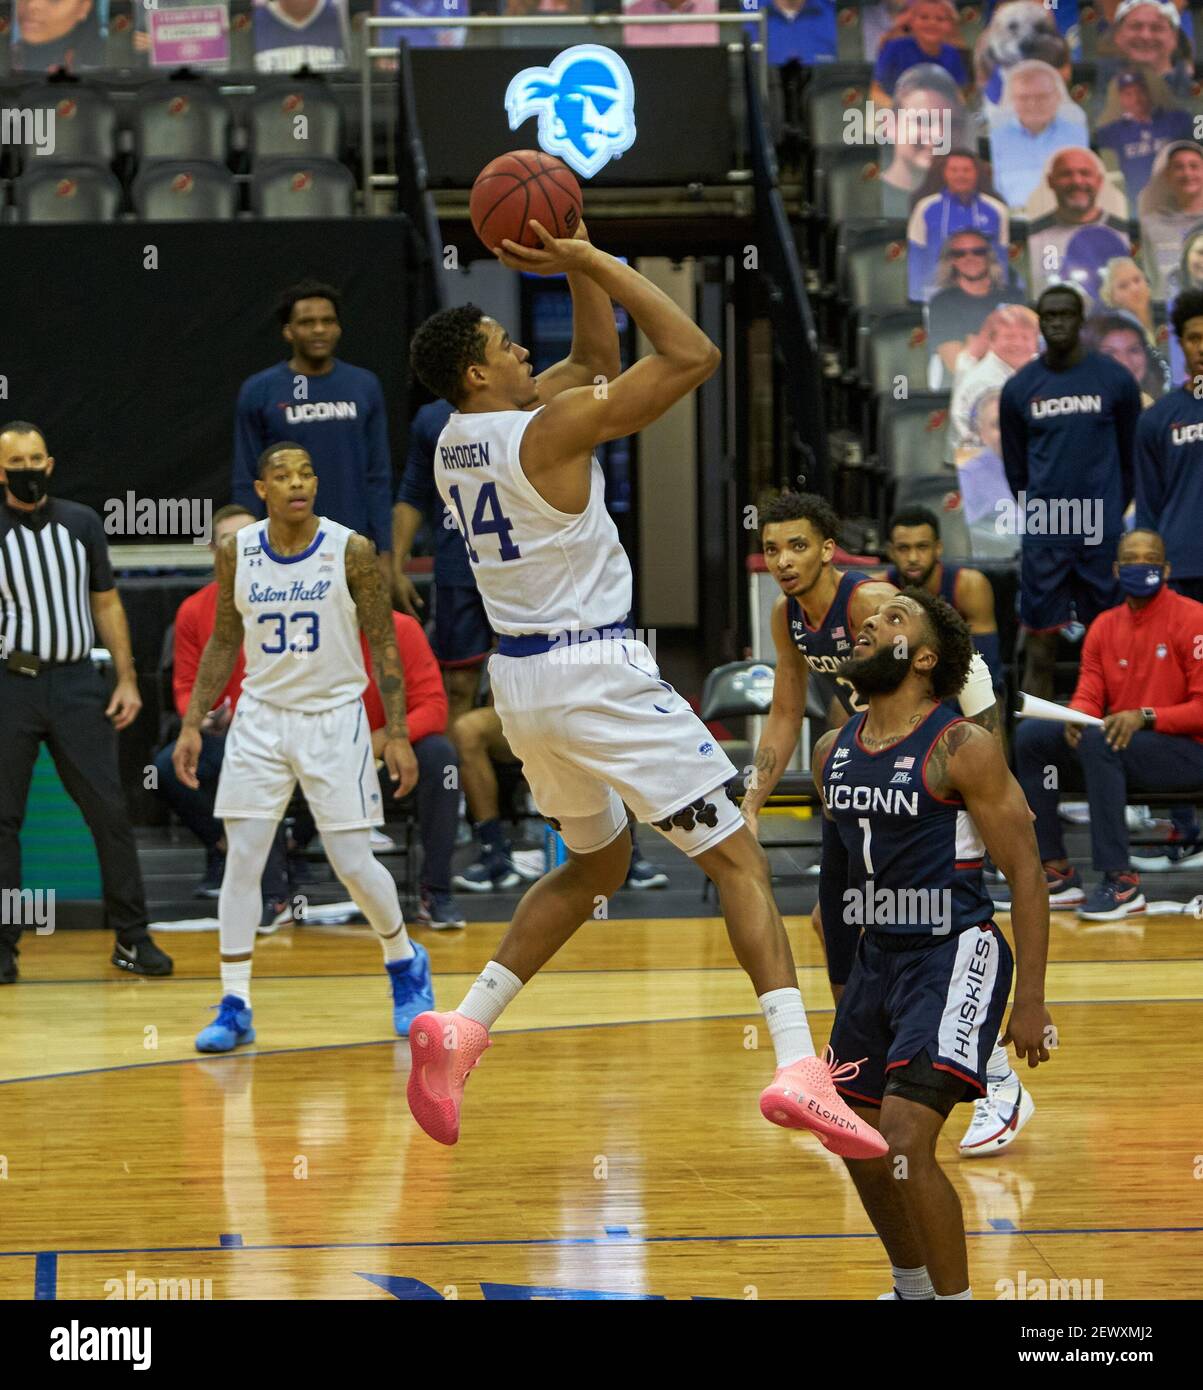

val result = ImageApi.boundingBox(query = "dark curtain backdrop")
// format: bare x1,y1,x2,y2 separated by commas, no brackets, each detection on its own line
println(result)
3,217,422,519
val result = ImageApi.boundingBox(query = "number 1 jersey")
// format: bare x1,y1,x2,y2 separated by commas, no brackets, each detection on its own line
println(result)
233,518,366,712
433,407,631,636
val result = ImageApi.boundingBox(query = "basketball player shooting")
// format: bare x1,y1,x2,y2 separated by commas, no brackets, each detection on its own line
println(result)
172,444,435,1052
404,220,887,1158
813,588,1054,1299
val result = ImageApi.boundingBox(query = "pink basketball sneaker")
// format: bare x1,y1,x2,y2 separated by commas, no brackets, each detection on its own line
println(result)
407,1010,491,1145
760,1047,888,1159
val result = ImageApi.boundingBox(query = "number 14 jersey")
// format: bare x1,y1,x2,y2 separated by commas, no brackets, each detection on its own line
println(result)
434,407,631,636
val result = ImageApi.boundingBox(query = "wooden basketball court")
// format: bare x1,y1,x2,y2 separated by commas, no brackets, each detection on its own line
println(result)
1,908,1199,1301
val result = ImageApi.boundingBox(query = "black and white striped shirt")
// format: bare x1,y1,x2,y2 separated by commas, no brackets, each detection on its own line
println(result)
0,499,115,665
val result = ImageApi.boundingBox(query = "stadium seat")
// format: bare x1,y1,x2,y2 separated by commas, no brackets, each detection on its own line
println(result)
804,64,872,148
1077,2,1102,59
954,0,985,51
229,0,255,72
814,145,885,227
834,0,865,62
105,0,137,71
134,79,233,166
700,659,777,724
856,308,930,401
132,160,239,220
891,473,972,562
247,79,344,163
13,164,123,222
876,391,952,483
14,79,119,168
250,157,356,217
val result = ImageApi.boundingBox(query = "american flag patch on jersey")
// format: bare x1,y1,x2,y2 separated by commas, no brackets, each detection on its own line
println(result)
894,756,914,769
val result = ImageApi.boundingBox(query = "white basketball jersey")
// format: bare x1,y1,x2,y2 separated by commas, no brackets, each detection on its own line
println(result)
233,518,366,712
433,407,631,636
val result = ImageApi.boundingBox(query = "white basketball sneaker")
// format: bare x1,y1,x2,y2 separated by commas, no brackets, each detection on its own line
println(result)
959,1074,1035,1157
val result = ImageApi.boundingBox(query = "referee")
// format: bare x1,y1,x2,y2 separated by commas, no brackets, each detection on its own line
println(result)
0,422,172,983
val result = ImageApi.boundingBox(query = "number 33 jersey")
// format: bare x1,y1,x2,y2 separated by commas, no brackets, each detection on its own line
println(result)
232,518,367,712
434,407,632,635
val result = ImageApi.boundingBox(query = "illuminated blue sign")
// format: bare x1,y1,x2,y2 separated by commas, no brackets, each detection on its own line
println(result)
504,45,636,180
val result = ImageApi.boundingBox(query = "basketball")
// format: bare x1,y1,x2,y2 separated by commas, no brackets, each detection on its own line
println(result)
469,150,583,253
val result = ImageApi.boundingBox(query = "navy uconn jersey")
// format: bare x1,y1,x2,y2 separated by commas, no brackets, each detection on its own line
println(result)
788,570,873,718
822,704,993,938
885,563,961,608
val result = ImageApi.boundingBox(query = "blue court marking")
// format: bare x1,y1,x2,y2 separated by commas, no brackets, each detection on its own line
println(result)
7,1224,1201,1269
989,1219,1018,1232
604,1226,631,1238
34,1252,57,1300
219,1234,243,1247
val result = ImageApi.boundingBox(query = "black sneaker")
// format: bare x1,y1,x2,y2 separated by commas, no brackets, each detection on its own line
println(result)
194,849,226,900
0,939,18,984
111,935,174,976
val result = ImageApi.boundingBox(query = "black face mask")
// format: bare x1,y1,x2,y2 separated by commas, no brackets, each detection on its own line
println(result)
5,470,51,506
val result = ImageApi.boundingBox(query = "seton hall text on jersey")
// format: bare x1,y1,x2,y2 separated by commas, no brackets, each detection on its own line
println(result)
439,441,492,470
827,782,920,817
247,579,332,604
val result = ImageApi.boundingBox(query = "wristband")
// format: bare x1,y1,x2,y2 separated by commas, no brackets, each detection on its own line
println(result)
956,651,995,718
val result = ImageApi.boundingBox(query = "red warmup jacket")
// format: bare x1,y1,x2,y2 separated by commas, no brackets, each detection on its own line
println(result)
172,582,447,741
1070,586,1203,743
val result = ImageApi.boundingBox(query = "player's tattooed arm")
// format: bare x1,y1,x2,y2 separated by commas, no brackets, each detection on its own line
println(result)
182,534,244,732
346,534,408,740
810,728,840,820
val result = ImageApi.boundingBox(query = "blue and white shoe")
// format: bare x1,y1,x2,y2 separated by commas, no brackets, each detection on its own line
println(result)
453,852,522,892
386,941,434,1037
625,857,669,889
195,994,255,1053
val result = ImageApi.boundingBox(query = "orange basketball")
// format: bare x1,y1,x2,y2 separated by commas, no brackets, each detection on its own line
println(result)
469,151,583,253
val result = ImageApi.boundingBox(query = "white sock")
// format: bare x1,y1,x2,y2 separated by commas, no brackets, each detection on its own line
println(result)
935,1288,973,1300
457,960,523,1030
221,959,252,1007
987,1038,1016,1086
380,921,415,965
758,987,815,1067
892,1264,935,1300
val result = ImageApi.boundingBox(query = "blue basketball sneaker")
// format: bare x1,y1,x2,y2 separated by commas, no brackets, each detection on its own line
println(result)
195,994,255,1053
387,941,434,1037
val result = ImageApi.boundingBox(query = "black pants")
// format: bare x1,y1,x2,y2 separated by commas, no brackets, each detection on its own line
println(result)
0,662,149,946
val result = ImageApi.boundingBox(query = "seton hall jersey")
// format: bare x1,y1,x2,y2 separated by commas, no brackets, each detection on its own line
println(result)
788,570,873,719
822,704,992,938
433,407,631,636
233,518,366,713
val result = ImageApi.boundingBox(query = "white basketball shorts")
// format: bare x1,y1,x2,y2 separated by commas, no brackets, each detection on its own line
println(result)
489,637,741,858
214,692,384,831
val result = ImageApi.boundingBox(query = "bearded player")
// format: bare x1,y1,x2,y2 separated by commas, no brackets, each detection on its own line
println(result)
403,221,886,1160
745,491,1031,1157
815,588,1053,1299
173,444,434,1050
